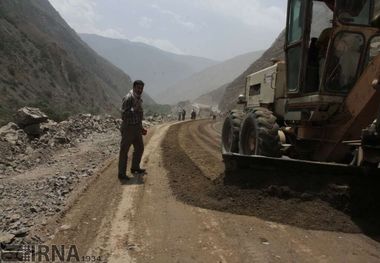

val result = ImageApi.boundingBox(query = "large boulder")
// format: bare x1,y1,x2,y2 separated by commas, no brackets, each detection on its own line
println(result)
14,107,49,137
15,107,48,128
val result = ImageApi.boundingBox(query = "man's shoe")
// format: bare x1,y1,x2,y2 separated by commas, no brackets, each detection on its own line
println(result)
130,168,146,174
118,174,130,181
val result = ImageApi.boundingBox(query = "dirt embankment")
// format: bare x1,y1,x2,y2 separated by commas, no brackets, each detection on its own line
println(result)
162,120,380,236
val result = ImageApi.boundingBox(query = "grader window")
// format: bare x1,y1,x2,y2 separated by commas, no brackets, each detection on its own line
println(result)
325,32,364,93
287,0,304,43
337,0,372,25
310,1,333,39
368,36,380,62
249,84,261,96
287,46,302,92
373,1,380,26
305,1,334,92
376,0,380,17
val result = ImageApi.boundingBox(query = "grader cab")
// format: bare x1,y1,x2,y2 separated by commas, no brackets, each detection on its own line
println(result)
222,0,380,172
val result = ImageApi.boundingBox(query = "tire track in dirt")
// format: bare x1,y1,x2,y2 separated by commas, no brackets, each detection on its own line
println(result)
196,120,221,146
187,120,220,156
179,120,223,180
46,127,157,259
116,123,240,262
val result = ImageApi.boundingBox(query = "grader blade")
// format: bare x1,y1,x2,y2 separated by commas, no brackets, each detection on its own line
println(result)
222,153,380,235
222,153,379,185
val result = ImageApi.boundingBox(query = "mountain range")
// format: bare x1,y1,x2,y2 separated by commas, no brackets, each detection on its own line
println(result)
79,33,217,100
0,0,154,125
219,31,285,111
156,50,263,104
0,0,283,126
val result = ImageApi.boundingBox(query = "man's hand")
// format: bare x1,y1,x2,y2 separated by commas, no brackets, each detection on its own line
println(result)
142,127,148,136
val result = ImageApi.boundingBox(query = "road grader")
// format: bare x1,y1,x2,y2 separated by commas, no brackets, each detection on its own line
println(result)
222,0,380,174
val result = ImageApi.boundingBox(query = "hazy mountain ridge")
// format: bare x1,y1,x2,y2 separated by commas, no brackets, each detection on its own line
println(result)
156,50,264,104
80,34,217,99
193,83,228,106
0,0,154,124
219,31,285,111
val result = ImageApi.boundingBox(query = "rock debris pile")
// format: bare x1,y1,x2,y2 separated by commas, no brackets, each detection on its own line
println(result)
0,107,121,177
0,107,160,246
0,172,87,244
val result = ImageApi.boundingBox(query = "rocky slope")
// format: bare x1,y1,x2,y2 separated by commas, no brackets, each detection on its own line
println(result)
0,0,154,125
156,50,263,104
219,31,285,111
194,84,228,107
80,34,217,100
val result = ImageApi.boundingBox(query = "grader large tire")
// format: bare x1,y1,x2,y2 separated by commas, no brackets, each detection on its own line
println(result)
221,110,244,153
239,107,281,157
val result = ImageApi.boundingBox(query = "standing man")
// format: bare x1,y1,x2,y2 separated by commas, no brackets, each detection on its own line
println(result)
191,109,196,120
178,108,182,121
118,80,147,180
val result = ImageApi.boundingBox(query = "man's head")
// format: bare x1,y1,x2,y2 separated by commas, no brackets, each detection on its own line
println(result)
133,80,144,96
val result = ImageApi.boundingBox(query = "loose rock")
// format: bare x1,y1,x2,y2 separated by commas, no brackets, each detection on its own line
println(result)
0,232,15,243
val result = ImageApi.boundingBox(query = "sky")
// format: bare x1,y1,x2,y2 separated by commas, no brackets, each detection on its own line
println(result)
48,0,287,61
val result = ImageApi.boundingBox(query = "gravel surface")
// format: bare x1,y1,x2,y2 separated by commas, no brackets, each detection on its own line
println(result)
0,112,159,245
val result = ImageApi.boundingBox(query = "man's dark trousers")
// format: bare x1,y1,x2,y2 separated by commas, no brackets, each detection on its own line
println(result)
118,122,144,176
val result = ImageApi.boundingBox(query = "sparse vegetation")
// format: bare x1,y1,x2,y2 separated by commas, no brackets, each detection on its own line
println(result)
0,104,12,125
0,40,5,51
89,106,101,115
1,78,16,86
43,90,53,99
0,9,5,18
7,66,15,76
67,64,80,83
144,104,171,116
0,0,152,127
30,99,71,122
40,48,50,60
33,69,40,79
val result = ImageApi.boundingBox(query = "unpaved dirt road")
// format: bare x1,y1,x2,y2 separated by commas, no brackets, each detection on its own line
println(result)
48,120,380,262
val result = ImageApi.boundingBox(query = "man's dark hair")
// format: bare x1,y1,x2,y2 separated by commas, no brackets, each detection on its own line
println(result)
133,80,145,87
